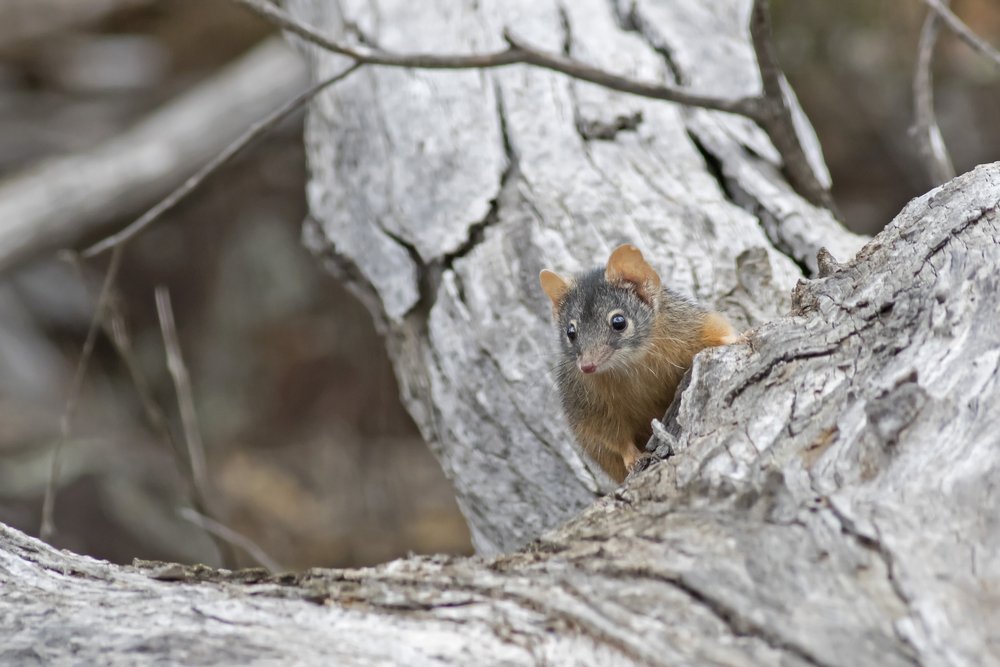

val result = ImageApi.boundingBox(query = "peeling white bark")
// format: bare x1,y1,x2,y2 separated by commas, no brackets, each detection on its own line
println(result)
297,0,844,554
2,161,999,666
3,1,998,664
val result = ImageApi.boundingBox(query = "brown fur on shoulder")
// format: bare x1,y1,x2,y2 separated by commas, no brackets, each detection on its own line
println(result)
541,246,739,483
701,311,738,346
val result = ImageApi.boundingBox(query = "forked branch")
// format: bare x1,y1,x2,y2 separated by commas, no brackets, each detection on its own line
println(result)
913,0,956,185
230,0,833,211
912,0,1000,186
920,0,1000,69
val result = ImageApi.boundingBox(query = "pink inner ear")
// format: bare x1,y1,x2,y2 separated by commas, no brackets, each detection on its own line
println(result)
606,247,660,291
630,281,657,307
607,269,659,305
628,274,662,306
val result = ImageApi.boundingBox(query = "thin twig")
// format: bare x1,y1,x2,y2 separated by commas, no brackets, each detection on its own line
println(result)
233,0,835,211
502,31,757,115
104,300,179,457
747,0,836,212
179,508,283,573
236,0,759,117
83,62,361,257
154,287,211,518
749,0,786,104
153,286,239,567
113,290,236,565
237,0,522,69
913,0,956,185
0,38,303,273
40,244,124,541
61,252,179,457
62,254,241,564
55,44,357,557
921,0,1000,69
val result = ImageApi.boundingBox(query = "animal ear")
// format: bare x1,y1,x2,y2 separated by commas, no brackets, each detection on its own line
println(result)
539,269,570,309
605,244,661,304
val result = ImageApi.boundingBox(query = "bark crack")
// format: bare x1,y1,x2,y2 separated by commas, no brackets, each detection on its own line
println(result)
605,565,837,667
390,80,517,318
451,81,519,311
921,203,997,267
606,0,816,274
725,343,841,406
726,285,907,407
822,503,925,667
441,80,518,287
355,570,659,664
561,4,645,143
686,129,735,203
609,0,684,84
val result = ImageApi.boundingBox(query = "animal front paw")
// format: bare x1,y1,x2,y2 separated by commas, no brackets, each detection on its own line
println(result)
623,450,655,481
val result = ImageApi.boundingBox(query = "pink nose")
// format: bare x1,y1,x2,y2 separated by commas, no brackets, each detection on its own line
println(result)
580,362,598,374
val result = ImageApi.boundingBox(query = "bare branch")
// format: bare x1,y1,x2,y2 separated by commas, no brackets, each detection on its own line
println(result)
40,246,124,541
43,40,357,562
748,0,836,212
0,38,305,273
60,254,242,565
154,287,211,522
913,1,956,185
83,62,361,257
921,0,1000,69
233,0,834,212
501,31,757,115
235,0,521,69
235,0,759,117
61,252,178,457
154,285,247,567
748,0,785,103
112,289,233,565
103,296,179,458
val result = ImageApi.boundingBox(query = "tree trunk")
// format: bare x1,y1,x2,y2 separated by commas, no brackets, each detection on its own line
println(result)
2,157,999,665
4,0,999,664
292,0,865,553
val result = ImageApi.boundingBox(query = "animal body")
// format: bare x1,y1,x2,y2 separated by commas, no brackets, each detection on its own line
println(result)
540,244,737,481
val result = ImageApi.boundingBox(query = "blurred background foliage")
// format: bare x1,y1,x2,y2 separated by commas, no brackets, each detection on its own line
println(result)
0,0,995,569
774,0,1000,232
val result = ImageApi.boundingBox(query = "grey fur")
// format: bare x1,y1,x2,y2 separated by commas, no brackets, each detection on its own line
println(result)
552,266,708,468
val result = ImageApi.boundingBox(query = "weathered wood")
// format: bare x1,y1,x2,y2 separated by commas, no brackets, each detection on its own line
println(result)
5,0,997,663
296,0,866,553
2,161,998,664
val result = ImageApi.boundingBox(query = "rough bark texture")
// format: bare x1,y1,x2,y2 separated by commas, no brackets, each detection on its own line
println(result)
5,0,998,663
2,161,999,665
294,0,864,553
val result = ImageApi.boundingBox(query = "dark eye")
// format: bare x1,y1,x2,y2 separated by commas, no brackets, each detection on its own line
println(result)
566,323,577,341
610,314,627,331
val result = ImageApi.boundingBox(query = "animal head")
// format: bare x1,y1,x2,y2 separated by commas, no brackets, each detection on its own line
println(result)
539,244,661,375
